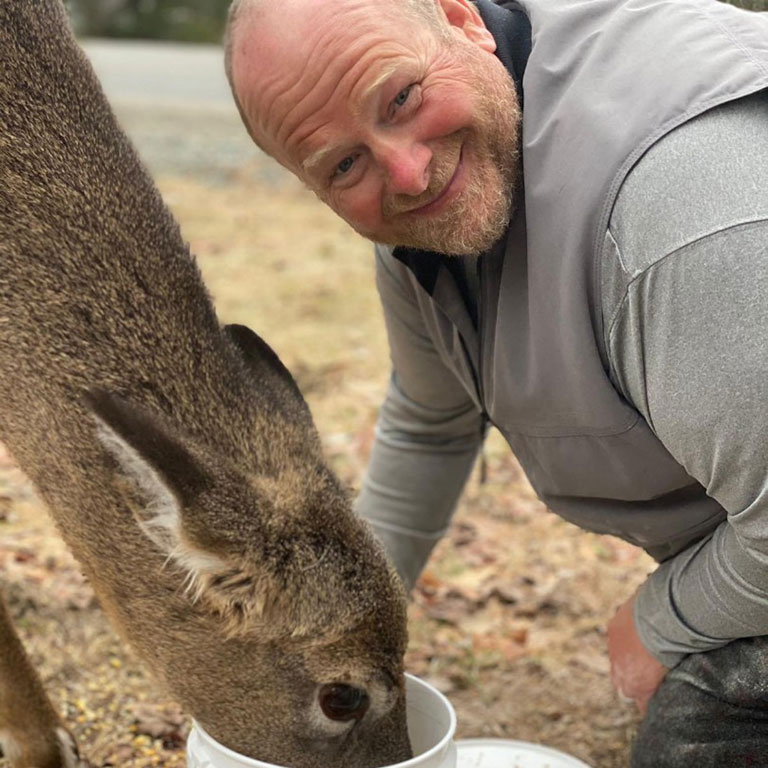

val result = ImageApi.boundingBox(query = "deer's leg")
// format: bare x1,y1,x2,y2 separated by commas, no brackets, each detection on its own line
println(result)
0,592,82,768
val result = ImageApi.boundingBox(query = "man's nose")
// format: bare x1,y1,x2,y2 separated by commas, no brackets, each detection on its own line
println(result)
376,139,432,197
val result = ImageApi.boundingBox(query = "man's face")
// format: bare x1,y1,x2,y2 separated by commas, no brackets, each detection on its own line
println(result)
233,0,522,255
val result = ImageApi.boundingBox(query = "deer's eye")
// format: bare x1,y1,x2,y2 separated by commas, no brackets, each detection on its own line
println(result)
319,684,370,722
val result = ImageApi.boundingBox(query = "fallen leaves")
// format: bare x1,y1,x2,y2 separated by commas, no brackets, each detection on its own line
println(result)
0,495,13,523
412,519,571,633
1,543,97,613
129,703,189,749
403,459,654,746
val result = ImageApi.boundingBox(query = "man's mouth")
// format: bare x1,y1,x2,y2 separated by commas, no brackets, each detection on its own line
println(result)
408,145,465,216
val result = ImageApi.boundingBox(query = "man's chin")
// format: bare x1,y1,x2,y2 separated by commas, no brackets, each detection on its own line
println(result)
357,211,513,256
355,176,518,254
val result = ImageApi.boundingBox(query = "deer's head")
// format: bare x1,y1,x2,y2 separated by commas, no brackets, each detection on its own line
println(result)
85,324,412,768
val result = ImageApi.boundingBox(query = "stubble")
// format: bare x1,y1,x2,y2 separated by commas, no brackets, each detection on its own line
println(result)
379,49,522,256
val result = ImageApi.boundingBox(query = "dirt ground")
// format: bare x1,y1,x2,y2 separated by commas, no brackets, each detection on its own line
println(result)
0,136,655,767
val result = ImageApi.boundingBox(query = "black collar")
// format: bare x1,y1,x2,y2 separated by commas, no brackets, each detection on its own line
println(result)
475,0,531,103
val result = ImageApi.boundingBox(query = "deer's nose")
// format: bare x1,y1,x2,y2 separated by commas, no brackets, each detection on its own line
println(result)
376,139,432,197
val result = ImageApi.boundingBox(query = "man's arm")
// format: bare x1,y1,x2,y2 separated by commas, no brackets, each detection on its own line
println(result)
610,219,768,667
355,245,485,589
603,92,768,669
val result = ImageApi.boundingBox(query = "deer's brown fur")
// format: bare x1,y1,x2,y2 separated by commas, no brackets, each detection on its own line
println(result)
0,2,411,766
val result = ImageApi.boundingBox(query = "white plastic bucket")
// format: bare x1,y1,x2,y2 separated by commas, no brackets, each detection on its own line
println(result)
457,738,592,768
186,673,457,768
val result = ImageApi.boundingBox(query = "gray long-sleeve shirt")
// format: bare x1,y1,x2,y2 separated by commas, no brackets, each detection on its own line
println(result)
356,91,768,666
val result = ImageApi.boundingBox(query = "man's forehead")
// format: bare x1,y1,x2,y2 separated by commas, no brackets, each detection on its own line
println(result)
233,0,431,159
236,0,394,96
240,0,415,53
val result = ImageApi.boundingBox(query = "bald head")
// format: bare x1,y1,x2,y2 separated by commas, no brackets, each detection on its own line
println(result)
224,0,446,130
223,0,258,138
222,0,519,255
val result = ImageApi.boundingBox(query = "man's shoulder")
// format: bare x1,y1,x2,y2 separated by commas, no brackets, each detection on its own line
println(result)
605,90,768,282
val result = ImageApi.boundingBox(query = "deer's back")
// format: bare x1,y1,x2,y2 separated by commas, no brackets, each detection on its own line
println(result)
0,1,268,559
0,0,258,441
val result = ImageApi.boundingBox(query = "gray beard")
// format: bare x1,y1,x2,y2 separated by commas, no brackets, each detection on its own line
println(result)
370,67,522,256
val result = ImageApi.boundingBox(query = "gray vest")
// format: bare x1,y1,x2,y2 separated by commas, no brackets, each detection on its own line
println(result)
393,0,768,561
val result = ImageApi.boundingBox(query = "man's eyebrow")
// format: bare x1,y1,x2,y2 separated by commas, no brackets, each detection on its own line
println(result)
360,63,400,103
301,65,402,177
302,144,345,176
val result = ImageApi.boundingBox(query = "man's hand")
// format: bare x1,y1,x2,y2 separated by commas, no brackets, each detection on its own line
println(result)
607,592,668,715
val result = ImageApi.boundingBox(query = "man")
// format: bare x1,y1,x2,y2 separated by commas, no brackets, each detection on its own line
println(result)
225,0,768,763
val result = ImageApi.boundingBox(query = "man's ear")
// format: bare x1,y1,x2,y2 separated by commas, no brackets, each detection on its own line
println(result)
436,0,496,52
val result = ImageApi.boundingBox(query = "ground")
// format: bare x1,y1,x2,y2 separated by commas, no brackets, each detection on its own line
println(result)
0,109,654,768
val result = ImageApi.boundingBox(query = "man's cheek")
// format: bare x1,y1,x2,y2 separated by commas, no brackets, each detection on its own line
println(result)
336,189,386,234
419,89,475,139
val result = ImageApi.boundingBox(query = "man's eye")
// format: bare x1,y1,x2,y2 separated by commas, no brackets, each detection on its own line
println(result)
336,156,355,176
394,86,412,108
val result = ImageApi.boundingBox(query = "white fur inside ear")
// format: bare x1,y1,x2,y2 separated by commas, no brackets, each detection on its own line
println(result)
0,729,21,765
92,416,227,591
93,415,182,554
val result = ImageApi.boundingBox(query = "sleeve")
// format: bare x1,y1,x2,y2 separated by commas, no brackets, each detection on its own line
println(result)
354,245,485,589
607,218,768,668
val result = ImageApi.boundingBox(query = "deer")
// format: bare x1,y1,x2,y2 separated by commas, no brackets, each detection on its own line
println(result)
0,2,412,767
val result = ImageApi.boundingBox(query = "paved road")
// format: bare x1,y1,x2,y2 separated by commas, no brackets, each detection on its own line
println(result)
82,38,234,110
80,39,277,183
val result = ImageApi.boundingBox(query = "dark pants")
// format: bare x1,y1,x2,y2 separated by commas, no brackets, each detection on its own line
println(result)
631,637,768,767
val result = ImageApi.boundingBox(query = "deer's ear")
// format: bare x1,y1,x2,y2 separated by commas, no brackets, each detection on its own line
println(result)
84,389,327,636
84,390,279,627
224,324,301,395
84,390,218,559
224,323,311,419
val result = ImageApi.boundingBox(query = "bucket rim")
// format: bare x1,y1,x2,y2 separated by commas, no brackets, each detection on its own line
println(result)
189,672,457,768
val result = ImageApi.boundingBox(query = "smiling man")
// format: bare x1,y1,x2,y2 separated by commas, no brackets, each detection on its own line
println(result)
229,0,521,254
226,0,768,764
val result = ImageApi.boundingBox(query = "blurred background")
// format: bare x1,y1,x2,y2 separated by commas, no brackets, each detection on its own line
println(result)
65,0,231,43
64,0,766,42
1,3,765,768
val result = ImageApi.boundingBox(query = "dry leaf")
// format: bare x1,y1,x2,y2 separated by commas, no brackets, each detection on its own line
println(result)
14,548,35,563
451,521,478,547
130,703,189,747
417,570,443,593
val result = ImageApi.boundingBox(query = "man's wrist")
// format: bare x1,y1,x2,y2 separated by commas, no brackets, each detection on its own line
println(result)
633,563,726,668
